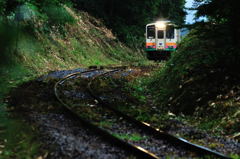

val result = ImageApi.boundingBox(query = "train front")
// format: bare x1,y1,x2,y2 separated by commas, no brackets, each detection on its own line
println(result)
145,21,180,59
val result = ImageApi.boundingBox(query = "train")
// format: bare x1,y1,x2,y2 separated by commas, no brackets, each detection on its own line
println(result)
145,21,181,59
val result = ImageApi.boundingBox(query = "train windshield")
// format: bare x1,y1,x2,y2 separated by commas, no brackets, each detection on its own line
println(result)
158,30,164,39
166,25,175,39
147,25,155,39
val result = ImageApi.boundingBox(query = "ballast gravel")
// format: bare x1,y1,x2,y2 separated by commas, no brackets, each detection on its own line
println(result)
30,113,131,159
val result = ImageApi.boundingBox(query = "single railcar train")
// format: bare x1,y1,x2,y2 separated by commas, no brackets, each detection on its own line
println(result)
145,21,181,59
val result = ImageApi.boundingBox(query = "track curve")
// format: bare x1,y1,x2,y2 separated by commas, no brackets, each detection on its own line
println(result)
54,68,231,159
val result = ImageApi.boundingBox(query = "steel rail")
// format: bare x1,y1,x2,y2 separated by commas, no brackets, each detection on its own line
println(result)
54,69,160,159
87,69,231,159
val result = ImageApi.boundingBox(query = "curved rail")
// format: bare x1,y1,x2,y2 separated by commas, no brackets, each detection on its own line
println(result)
87,69,231,159
54,68,160,159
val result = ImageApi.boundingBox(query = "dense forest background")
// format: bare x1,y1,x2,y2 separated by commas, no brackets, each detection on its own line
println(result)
72,0,186,48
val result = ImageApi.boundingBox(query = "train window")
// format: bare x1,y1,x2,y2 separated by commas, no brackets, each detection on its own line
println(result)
166,25,175,39
158,30,164,39
147,25,155,39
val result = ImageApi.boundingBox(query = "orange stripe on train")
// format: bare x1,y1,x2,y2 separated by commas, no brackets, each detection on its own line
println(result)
146,43,156,46
166,43,176,46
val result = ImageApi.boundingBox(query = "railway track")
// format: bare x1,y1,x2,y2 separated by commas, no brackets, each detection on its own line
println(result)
54,68,231,159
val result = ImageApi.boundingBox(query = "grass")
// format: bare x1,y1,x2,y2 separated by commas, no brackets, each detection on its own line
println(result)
112,133,147,141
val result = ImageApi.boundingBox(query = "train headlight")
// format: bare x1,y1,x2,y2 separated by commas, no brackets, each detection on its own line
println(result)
156,21,166,29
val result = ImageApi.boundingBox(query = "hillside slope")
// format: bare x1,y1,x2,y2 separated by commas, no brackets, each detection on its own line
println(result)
0,5,146,95
17,6,144,73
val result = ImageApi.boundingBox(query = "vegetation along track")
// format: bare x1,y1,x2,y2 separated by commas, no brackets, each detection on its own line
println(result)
54,67,231,159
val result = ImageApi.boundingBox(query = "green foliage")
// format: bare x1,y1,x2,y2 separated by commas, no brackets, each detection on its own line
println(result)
0,0,75,26
0,0,76,68
231,154,240,159
1,0,71,14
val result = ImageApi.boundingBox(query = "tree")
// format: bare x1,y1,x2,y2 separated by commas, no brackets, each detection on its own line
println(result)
195,0,240,46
